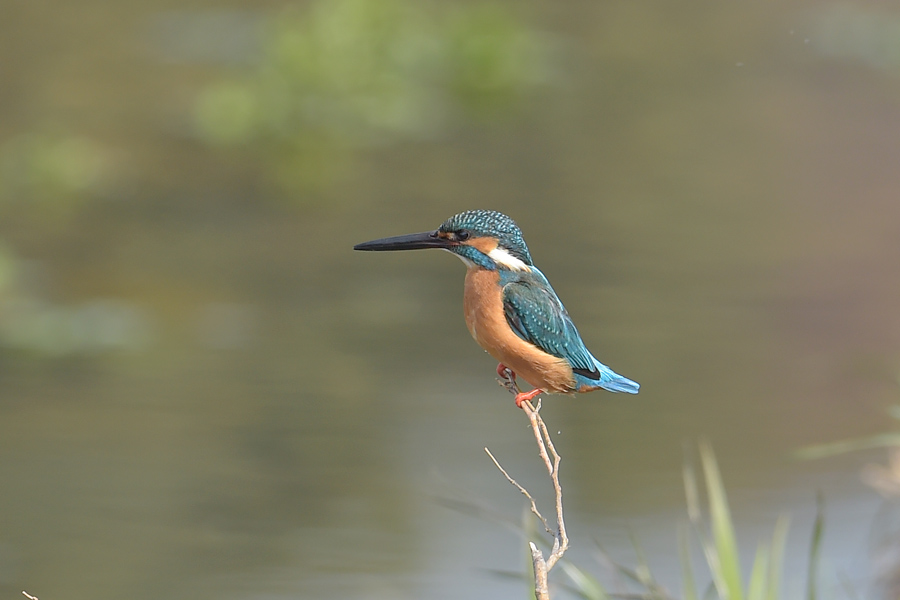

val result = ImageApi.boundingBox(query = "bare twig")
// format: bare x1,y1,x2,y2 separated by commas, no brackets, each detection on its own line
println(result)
484,447,553,534
525,398,568,570
488,369,569,599
23,592,39,600
530,542,550,600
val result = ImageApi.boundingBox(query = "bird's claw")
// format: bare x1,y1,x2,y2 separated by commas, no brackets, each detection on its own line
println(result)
496,364,520,395
496,363,543,409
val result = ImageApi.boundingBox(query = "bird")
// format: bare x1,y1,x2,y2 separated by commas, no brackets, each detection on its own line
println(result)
354,210,639,407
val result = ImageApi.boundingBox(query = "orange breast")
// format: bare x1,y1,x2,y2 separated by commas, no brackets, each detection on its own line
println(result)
463,268,575,394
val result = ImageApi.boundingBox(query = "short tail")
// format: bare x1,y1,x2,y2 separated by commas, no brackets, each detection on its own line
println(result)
598,373,640,394
595,361,640,394
573,359,640,394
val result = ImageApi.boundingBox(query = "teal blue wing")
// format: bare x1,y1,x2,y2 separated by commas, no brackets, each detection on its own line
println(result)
501,280,601,379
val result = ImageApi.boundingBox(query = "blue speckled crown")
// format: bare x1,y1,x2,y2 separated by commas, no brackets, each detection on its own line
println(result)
439,210,533,265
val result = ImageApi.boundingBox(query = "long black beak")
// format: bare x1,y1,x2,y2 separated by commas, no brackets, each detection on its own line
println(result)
353,230,454,252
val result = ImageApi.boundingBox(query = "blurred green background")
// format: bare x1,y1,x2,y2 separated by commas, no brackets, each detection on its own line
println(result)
2,0,900,598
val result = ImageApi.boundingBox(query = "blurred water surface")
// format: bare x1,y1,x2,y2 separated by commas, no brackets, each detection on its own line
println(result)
2,1,900,598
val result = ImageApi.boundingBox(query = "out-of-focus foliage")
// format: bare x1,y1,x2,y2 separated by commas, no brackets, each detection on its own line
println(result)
797,398,900,596
0,133,142,357
0,132,109,221
0,296,151,356
0,245,150,357
194,0,547,193
797,402,900,463
533,444,816,600
809,4,900,71
681,443,793,600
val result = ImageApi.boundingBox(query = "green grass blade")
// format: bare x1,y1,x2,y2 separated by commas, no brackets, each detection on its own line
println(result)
887,404,900,421
685,449,727,598
699,441,744,600
560,560,610,600
794,432,900,460
746,544,769,600
678,521,699,600
683,458,702,525
628,529,656,588
807,493,825,600
767,516,790,600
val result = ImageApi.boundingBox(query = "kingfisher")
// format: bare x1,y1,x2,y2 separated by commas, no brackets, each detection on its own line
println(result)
354,210,639,407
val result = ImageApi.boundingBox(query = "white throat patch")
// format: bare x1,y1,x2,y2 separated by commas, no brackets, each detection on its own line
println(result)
488,247,530,271
443,248,477,268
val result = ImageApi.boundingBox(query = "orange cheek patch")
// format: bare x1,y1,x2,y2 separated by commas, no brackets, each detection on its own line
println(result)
465,236,499,254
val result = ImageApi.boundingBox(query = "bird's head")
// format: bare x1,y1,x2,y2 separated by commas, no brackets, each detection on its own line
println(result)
354,210,533,271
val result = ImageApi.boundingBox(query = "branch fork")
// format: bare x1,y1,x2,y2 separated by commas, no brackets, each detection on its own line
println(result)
486,368,569,600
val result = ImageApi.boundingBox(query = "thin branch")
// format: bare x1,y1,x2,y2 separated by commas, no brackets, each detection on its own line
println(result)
488,368,570,599
531,542,550,600
484,447,553,534
521,397,569,571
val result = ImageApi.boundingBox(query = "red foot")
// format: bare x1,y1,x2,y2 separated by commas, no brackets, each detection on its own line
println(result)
496,363,513,379
514,387,543,408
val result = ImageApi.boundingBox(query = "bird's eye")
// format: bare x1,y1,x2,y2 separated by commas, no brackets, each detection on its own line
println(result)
456,230,470,241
